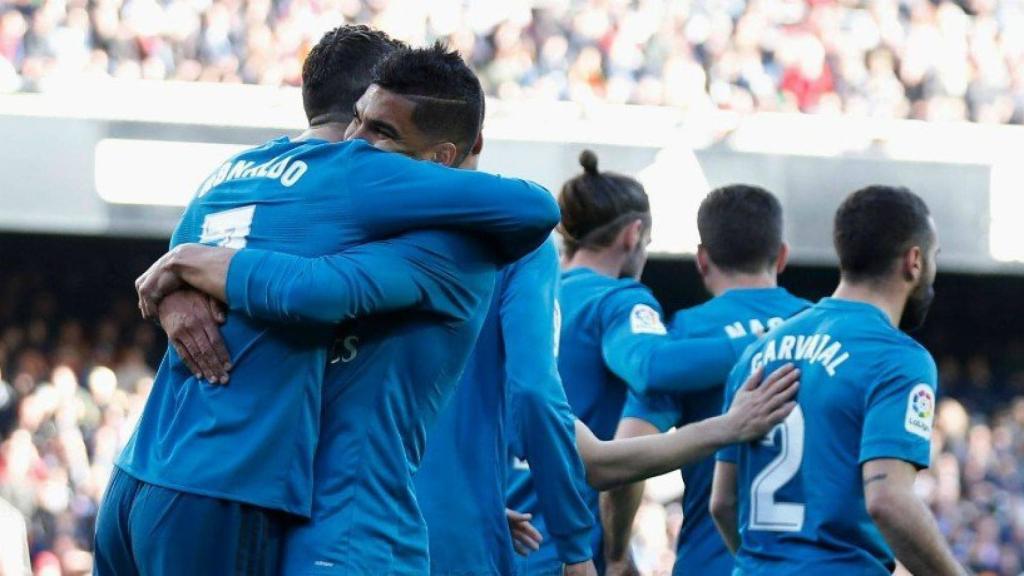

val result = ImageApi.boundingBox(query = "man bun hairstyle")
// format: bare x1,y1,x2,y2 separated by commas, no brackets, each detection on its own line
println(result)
372,42,484,166
558,150,650,257
697,184,784,274
833,185,933,281
301,25,406,123
579,149,599,175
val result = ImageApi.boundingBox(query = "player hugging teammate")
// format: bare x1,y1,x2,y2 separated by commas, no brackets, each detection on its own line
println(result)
93,23,966,576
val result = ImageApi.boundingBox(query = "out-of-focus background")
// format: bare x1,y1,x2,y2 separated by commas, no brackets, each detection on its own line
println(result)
2,0,1024,574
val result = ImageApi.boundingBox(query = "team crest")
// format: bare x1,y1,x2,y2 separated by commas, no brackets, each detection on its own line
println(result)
904,383,935,440
630,304,667,335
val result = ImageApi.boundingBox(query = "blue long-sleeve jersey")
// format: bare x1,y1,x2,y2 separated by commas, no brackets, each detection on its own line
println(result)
117,137,559,519
506,267,755,571
224,231,504,574
622,287,810,576
415,239,594,576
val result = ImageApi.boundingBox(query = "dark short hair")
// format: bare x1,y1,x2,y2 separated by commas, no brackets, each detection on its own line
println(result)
697,185,784,274
834,185,933,281
558,150,650,256
372,42,484,165
301,25,405,123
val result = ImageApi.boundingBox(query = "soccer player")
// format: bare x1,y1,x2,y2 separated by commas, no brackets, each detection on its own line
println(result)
601,185,810,576
412,142,599,574
710,186,965,575
94,35,560,576
506,152,768,575
130,44,568,575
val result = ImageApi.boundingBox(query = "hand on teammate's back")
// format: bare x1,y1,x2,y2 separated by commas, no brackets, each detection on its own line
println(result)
157,289,231,384
725,364,800,442
506,508,543,556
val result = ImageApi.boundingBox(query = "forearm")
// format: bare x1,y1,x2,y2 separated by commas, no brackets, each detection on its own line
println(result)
712,504,740,554
874,498,964,576
582,416,732,489
599,484,643,562
710,461,741,554
169,244,235,303
597,418,659,563
223,245,442,324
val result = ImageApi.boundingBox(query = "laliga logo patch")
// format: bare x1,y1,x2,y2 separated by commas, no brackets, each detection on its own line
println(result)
630,304,667,335
904,383,935,440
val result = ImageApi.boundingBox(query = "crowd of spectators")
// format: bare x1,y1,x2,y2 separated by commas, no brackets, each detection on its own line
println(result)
0,272,158,575
4,0,1024,123
2,236,1024,574
0,235,162,575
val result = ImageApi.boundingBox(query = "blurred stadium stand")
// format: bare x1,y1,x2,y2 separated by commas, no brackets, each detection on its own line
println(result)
4,0,1024,123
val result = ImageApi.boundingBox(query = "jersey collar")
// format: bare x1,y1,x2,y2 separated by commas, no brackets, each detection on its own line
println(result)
817,297,891,325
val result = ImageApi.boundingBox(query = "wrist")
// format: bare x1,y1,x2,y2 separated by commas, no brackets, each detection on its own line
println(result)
552,525,594,567
700,415,736,447
167,244,199,276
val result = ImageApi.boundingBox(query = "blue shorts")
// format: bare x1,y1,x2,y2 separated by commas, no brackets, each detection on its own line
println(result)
94,466,289,576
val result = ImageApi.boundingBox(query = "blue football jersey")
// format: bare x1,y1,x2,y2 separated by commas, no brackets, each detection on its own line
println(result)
718,297,938,575
622,287,810,576
116,137,559,518
415,239,593,575
506,267,752,569
233,231,499,575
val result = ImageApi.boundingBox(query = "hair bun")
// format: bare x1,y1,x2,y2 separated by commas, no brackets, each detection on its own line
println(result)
579,149,599,175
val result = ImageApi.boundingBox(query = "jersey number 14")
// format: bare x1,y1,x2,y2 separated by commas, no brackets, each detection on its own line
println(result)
750,405,805,532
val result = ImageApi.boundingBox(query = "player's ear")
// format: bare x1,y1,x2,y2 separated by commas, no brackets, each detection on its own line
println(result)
902,245,923,283
429,142,459,167
775,242,790,275
696,244,711,277
621,219,644,252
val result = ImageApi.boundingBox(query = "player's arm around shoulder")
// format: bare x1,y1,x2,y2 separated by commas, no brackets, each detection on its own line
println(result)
596,284,670,394
343,144,560,263
599,285,755,396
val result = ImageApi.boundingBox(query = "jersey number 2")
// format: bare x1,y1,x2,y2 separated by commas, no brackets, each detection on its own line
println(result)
199,206,255,249
750,405,805,532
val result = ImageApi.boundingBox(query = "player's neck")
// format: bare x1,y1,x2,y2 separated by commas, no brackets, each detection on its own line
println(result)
297,118,352,143
832,279,906,327
565,249,628,279
705,269,777,297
